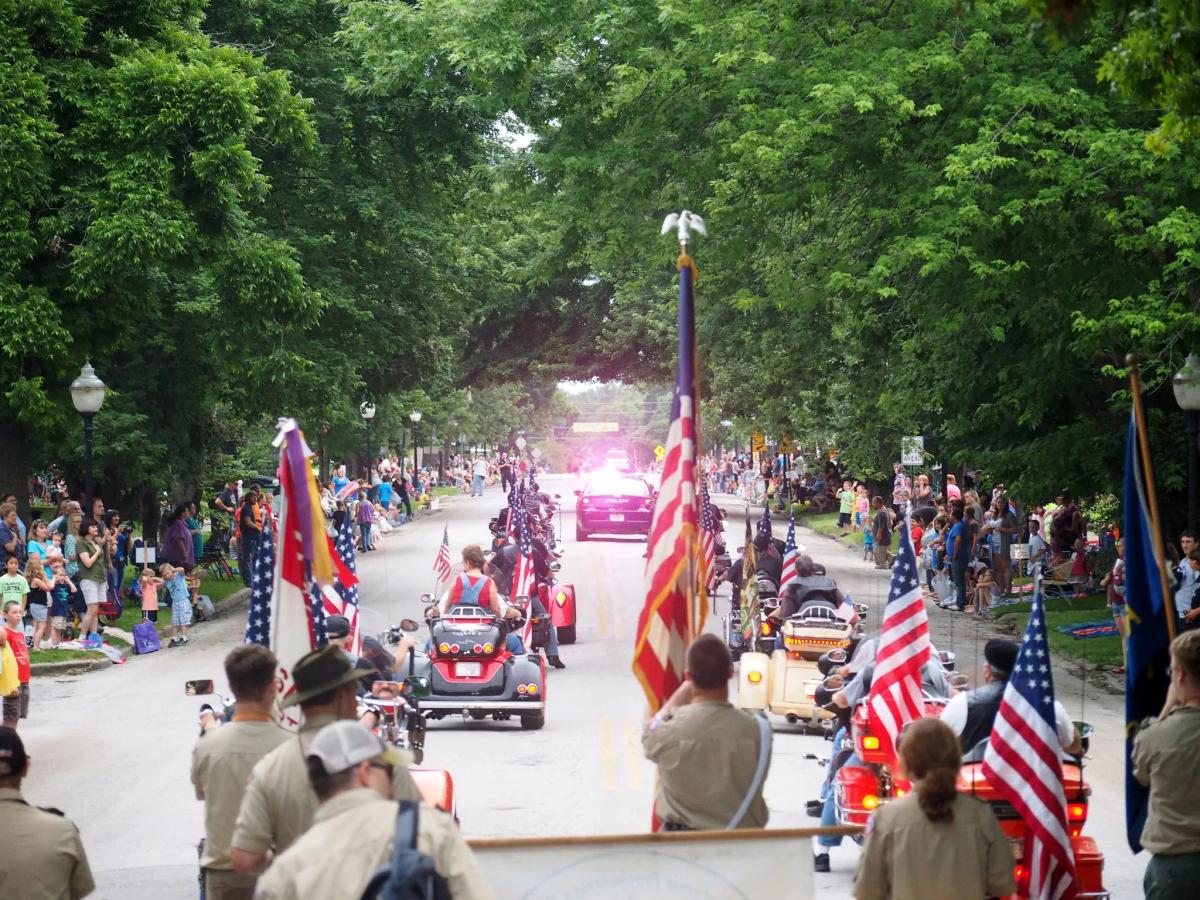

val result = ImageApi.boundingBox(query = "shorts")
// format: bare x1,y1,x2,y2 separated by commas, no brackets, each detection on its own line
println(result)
51,616,67,630
79,578,103,606
838,512,851,527
28,602,48,623
172,595,193,627
3,683,30,720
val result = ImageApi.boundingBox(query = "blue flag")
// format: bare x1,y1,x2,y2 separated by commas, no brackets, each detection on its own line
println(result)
1123,414,1173,853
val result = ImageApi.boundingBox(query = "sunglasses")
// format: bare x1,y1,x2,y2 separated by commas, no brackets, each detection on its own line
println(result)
368,760,394,780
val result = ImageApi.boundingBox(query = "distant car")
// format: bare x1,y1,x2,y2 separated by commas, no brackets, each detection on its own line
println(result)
603,449,631,472
575,474,655,541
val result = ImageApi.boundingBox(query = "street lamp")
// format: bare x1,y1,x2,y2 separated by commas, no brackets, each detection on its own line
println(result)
359,401,376,479
410,410,422,472
1173,352,1200,530
69,362,106,516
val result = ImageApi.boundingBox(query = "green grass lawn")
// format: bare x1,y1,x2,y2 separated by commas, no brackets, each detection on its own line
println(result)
992,592,1109,621
29,648,106,665
992,599,1122,669
795,510,900,551
106,573,247,638
432,486,462,497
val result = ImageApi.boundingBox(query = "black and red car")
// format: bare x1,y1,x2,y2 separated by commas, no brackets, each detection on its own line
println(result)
574,474,656,541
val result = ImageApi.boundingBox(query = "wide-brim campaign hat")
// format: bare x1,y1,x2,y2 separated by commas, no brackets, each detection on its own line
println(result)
283,644,375,707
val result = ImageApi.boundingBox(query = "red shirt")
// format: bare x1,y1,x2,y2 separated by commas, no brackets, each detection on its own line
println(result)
911,524,924,554
4,626,30,683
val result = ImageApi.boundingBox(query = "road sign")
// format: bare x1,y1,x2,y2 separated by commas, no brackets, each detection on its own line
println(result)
751,433,766,453
531,447,542,459
516,436,527,450
901,435,924,466
654,444,665,461
571,422,620,433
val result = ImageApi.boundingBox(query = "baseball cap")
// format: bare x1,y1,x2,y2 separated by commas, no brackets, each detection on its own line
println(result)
306,721,410,776
984,639,1019,678
0,726,28,777
325,615,351,639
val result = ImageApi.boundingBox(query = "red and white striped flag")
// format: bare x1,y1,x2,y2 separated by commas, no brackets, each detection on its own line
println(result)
433,525,452,584
983,584,1077,900
835,598,855,622
779,514,798,595
633,246,705,714
512,501,536,600
700,484,718,591
866,518,930,760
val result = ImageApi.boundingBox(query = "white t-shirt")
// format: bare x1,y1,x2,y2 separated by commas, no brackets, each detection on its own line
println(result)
941,689,1076,750
473,459,489,478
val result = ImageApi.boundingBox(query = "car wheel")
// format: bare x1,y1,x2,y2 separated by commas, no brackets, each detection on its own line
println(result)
575,523,588,541
520,712,545,730
557,624,576,645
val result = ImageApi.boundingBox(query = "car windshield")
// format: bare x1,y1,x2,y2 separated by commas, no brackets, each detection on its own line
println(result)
586,476,648,497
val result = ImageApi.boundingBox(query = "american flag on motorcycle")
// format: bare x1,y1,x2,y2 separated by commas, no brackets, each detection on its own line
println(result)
633,248,704,714
866,517,931,760
982,583,1077,900
512,499,536,601
320,515,362,656
433,525,452,584
506,481,520,539
756,504,772,541
779,514,798,595
700,484,718,591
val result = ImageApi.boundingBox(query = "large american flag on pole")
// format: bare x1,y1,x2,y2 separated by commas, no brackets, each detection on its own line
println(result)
779,514,798,595
244,515,275,645
633,245,704,714
866,518,930,760
983,583,1077,900
512,498,536,600
700,484,718,592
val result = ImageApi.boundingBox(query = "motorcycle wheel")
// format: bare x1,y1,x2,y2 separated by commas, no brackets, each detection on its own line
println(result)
520,712,545,730
575,523,588,542
557,624,576,645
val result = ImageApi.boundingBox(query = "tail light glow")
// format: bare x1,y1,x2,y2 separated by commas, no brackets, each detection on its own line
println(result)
438,643,450,654
526,683,539,695
862,735,880,750
747,670,763,684
862,794,879,810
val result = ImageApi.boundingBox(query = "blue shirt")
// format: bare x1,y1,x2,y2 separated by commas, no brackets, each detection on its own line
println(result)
377,482,393,505
331,475,349,493
167,572,190,602
946,522,969,562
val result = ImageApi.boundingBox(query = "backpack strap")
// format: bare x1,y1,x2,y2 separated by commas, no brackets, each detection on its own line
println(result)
394,799,419,853
726,713,772,829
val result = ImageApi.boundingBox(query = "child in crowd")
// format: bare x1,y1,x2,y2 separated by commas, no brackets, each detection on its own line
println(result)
1101,538,1127,674
2,600,31,728
47,559,76,645
162,563,192,647
1069,537,1093,587
838,480,855,535
140,567,164,624
0,556,29,616
854,485,869,532
24,556,51,651
970,566,1000,614
46,531,64,563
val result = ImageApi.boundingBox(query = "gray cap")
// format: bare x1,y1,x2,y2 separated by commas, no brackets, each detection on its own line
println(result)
306,721,410,777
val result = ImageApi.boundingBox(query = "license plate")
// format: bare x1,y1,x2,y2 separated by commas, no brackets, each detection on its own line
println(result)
455,662,482,677
610,513,625,521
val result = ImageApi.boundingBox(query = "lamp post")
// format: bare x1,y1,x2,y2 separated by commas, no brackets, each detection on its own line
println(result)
1174,352,1200,531
69,362,107,516
359,401,376,481
410,410,422,473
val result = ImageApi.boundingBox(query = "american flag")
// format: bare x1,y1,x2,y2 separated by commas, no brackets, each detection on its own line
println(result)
433,525,452,584
512,498,535,600
756,504,772,541
835,597,856,623
320,516,361,655
632,248,703,714
983,583,1077,900
779,514,798,595
505,481,520,539
866,518,931,760
244,516,275,645
700,484,718,592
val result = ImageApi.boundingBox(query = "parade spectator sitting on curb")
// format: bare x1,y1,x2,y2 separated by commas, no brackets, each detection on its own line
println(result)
969,567,999,615
3,600,31,729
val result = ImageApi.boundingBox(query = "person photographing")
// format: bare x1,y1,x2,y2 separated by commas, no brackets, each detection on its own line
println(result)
642,634,771,831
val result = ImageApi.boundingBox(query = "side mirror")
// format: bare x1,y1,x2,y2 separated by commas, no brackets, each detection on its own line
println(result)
948,672,970,691
822,674,844,691
853,603,869,616
404,676,431,699
185,679,215,696
1073,720,1093,754
573,489,582,497
938,649,956,668
826,648,847,664
548,561,562,572
419,592,433,604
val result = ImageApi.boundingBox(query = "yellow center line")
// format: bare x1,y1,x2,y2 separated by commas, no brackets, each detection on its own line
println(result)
600,716,618,791
589,539,611,640
623,718,644,792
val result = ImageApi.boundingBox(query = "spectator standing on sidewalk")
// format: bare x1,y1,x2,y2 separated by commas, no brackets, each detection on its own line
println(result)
354,489,374,552
871,497,893,569
499,452,515,493
1133,629,1200,899
237,491,261,586
214,481,238,551
192,645,289,900
471,455,488,497
2,600,32,728
24,557,51,651
76,519,106,647
0,504,24,568
0,726,95,899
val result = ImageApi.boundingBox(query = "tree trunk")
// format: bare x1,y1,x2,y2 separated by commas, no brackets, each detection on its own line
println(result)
0,422,31,524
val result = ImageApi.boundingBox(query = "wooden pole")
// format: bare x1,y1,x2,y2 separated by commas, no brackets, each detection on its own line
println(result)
1126,354,1178,642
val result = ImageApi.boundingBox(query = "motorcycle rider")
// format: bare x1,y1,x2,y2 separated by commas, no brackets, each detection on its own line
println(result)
939,638,1081,757
192,645,289,900
229,645,420,876
441,545,503,617
253,721,491,900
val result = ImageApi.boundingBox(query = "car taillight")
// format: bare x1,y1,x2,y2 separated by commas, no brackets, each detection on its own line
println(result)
862,735,880,750
1013,864,1030,893
642,497,654,508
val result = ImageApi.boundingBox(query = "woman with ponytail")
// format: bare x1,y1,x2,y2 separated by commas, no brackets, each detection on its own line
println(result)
854,717,1015,899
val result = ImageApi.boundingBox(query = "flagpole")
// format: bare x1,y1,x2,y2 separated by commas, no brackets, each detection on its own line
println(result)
1127,354,1178,642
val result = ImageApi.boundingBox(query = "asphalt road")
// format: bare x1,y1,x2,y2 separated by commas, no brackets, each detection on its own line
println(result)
18,473,1141,899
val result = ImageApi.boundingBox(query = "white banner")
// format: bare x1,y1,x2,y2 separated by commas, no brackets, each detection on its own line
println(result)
469,827,854,898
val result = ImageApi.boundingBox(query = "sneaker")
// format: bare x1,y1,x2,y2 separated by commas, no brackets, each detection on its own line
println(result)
168,637,181,648
814,852,831,873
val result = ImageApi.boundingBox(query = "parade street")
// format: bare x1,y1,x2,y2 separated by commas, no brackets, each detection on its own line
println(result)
18,474,1142,899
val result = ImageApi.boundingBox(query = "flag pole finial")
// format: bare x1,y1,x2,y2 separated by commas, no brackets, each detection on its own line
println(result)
661,210,708,252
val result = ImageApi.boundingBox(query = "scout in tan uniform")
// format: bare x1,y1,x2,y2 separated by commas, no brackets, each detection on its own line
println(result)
1133,629,1200,900
192,645,290,900
642,634,771,830
0,725,95,900
854,717,1014,900
253,721,491,900
231,644,420,875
